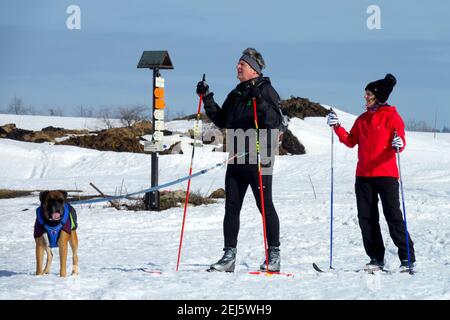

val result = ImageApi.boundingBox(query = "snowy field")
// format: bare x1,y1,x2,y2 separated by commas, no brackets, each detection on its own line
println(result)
1,110,450,300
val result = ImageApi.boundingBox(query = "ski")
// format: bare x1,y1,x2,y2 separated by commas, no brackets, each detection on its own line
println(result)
399,268,416,275
312,262,392,274
312,262,358,273
141,268,206,275
140,268,163,275
206,268,294,277
141,268,293,277
312,262,327,273
247,271,294,278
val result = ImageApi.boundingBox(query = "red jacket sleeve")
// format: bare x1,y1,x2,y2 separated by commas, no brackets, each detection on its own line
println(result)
334,120,359,148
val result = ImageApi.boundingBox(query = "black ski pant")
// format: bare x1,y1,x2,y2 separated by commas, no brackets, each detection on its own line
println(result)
355,177,415,263
223,164,280,248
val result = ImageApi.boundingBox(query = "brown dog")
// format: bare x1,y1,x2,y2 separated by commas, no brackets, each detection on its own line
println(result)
34,190,78,277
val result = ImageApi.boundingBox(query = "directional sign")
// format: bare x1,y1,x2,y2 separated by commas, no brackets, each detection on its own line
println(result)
194,120,203,140
153,131,163,141
144,141,164,153
155,76,165,88
154,109,164,120
155,120,165,131
154,87,164,98
155,99,165,109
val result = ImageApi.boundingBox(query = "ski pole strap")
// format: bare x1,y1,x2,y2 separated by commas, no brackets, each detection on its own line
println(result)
69,153,246,206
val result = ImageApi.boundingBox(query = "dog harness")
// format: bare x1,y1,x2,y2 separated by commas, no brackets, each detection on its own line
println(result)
36,203,71,248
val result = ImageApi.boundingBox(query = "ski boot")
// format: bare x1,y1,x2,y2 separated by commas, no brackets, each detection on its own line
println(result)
259,246,280,272
364,258,385,273
399,259,415,273
208,247,236,272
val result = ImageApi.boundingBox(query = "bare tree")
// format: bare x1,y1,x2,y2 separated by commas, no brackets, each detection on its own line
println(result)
48,107,64,116
118,105,147,128
7,96,28,115
28,105,38,115
97,107,116,129
77,105,94,118
174,110,187,120
406,119,435,132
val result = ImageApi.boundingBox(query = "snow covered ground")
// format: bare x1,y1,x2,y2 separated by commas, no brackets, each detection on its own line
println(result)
1,110,450,300
0,114,123,131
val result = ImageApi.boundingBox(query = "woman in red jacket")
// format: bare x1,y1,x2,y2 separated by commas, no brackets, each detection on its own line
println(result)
327,74,415,272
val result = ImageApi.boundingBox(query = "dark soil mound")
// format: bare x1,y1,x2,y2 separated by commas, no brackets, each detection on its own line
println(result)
280,96,329,119
0,123,89,143
57,127,144,153
280,129,305,155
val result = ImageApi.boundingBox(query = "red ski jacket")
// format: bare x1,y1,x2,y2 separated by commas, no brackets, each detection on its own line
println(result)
334,105,405,178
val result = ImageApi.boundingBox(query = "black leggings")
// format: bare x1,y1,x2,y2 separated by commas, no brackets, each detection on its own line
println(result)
355,177,415,262
223,164,280,248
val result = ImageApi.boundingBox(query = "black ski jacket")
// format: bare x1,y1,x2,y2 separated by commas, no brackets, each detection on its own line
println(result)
203,76,282,130
203,76,282,165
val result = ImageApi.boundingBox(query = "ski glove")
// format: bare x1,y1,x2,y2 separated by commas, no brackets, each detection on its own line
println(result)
392,136,404,149
196,80,210,97
327,112,340,127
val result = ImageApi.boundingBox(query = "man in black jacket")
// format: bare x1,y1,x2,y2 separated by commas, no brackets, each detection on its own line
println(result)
196,48,282,272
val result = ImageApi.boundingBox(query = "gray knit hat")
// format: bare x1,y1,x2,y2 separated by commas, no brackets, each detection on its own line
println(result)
239,48,265,74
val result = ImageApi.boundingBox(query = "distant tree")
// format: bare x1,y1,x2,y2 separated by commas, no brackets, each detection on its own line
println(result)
97,107,116,129
118,105,147,128
48,107,64,117
443,126,450,133
406,119,435,132
28,105,38,115
7,96,28,115
77,105,94,118
174,110,187,120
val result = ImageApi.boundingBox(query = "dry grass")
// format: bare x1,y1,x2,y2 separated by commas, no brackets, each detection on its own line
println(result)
0,189,33,199
119,190,218,212
0,189,85,200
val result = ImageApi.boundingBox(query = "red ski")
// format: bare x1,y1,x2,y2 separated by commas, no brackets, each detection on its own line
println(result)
141,268,293,277
247,271,294,278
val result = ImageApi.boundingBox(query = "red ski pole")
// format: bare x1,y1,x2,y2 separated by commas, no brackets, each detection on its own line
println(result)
176,74,205,271
252,97,269,273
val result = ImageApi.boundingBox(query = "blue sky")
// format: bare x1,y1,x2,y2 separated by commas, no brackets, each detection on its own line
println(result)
1,0,449,128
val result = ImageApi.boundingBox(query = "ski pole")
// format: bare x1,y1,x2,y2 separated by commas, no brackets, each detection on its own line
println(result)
394,130,413,274
176,74,205,272
329,107,334,270
252,96,269,273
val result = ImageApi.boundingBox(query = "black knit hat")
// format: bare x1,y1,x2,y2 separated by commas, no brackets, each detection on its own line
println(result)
365,74,397,103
